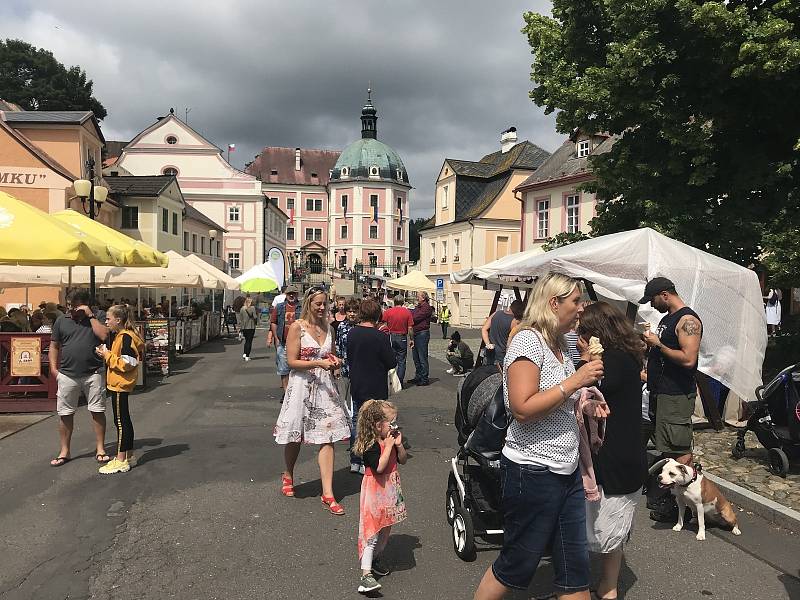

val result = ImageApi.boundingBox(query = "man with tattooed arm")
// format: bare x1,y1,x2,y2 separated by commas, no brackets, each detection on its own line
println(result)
638,277,703,522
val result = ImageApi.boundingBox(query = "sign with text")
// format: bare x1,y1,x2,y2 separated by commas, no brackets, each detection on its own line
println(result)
436,278,444,290
0,167,61,189
436,289,445,302
11,337,41,377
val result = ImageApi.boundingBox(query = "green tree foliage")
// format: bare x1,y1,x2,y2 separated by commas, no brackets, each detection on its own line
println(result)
408,217,428,262
0,39,107,119
522,1,800,267
542,231,590,251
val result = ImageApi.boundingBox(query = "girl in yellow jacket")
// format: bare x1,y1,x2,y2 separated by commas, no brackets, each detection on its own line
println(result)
95,305,144,474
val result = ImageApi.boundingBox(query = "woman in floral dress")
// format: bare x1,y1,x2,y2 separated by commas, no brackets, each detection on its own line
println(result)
274,287,351,515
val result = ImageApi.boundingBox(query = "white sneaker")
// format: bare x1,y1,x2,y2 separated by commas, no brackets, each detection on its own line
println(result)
358,465,365,475
243,353,247,359
244,356,251,362
446,368,454,374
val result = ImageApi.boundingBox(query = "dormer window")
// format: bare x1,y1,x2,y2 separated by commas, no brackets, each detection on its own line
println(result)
270,169,278,176
311,172,318,178
165,135,178,145
369,165,380,177
577,139,591,158
396,169,403,180
162,167,179,176
340,166,350,178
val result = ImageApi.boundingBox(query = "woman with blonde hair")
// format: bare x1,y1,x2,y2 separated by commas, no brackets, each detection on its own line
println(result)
475,272,606,600
274,286,351,515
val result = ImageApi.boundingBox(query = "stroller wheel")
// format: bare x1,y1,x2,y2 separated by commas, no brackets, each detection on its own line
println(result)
446,474,459,526
768,448,789,478
731,440,745,459
452,506,476,561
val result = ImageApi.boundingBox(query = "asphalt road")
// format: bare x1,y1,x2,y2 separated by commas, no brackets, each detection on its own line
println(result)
1,334,799,600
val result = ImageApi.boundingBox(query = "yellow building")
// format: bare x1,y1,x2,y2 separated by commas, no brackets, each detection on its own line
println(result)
419,128,550,326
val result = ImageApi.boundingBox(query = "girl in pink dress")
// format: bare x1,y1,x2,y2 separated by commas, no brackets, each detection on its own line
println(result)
352,400,408,594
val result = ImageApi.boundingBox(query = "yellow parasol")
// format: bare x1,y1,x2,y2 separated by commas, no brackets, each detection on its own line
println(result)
0,191,123,266
53,209,168,267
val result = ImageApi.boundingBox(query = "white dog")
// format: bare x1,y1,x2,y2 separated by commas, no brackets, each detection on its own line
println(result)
656,458,742,541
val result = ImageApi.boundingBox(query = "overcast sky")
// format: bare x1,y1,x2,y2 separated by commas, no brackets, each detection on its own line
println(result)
1,0,561,217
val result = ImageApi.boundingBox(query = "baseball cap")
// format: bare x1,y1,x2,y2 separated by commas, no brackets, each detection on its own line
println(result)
284,286,299,295
638,277,676,304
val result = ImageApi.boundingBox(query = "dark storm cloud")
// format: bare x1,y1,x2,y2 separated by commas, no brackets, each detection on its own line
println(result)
1,0,561,217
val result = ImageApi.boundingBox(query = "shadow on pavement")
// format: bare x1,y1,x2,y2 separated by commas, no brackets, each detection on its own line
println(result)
778,572,800,599
383,534,421,572
294,466,364,501
137,443,190,466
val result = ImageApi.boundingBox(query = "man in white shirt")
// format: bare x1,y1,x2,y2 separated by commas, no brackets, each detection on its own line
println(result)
267,286,288,349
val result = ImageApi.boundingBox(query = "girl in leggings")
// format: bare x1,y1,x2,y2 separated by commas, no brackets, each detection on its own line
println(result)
96,305,144,475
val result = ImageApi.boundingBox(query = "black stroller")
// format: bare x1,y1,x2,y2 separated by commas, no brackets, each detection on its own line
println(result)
447,365,510,560
732,363,800,477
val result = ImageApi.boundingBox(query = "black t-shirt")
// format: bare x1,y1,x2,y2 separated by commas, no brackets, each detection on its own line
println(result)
647,306,701,396
346,326,397,403
51,315,105,377
362,443,381,471
579,348,647,495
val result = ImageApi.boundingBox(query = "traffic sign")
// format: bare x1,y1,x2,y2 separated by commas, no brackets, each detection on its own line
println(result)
436,278,444,290
436,289,445,302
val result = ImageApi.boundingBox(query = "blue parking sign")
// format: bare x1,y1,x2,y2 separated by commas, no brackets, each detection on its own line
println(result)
436,278,444,290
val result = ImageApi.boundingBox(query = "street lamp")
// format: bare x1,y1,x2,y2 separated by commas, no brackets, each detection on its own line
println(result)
74,156,108,303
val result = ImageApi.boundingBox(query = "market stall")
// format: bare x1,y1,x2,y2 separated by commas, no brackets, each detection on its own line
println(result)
451,227,767,416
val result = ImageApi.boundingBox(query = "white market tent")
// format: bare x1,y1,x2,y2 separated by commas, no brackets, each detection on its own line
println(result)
385,269,436,292
452,227,767,406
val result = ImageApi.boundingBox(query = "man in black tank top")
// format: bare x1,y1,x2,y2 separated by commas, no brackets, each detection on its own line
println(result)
639,277,702,521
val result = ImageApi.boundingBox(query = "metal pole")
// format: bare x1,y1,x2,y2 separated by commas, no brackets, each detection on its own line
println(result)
87,157,97,303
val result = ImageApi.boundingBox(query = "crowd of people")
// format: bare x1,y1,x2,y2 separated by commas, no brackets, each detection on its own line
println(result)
20,269,706,597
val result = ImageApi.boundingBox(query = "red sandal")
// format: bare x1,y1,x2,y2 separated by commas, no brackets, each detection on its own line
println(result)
321,495,345,515
281,473,295,497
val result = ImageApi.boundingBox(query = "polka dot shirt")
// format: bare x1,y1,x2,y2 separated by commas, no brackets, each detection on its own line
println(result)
502,329,580,474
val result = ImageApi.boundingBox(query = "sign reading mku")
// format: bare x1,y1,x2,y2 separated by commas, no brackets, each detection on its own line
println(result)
0,167,50,188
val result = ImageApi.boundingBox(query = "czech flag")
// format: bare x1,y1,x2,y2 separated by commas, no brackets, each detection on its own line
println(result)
228,144,236,152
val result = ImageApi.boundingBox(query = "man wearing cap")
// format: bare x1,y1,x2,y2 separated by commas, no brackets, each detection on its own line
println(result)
639,276,703,522
270,286,300,393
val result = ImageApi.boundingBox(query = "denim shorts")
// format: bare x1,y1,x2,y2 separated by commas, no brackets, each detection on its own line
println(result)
492,455,590,593
275,344,290,376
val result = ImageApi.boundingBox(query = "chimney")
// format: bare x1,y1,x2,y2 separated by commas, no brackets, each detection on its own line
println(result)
295,148,301,171
500,126,518,153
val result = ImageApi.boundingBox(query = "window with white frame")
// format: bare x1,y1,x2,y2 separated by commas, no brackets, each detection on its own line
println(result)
369,254,378,268
396,197,402,211
166,135,178,145
341,194,348,211
369,225,378,239
121,206,138,229
566,194,580,233
454,237,460,261
161,208,169,232
339,255,347,268
201,237,206,255
370,194,378,209
162,167,178,176
287,227,294,241
577,139,590,158
340,166,350,177
172,212,178,235
442,240,447,262
305,198,314,211
341,224,348,239
396,226,402,241
442,185,448,209
192,234,197,252
537,199,550,239
315,198,322,211
286,198,295,210
305,228,314,241
314,228,322,241
369,165,379,177
183,231,189,251
228,206,240,222
228,252,240,270
430,242,436,264
216,241,221,257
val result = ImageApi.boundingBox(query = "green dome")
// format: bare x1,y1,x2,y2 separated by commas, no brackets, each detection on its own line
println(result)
331,138,410,185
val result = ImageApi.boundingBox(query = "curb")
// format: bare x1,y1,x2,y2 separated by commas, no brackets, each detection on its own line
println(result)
704,471,800,533
647,449,800,533
0,413,51,440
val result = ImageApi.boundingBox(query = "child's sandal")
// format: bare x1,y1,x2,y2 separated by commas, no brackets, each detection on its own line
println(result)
321,495,345,515
280,474,294,497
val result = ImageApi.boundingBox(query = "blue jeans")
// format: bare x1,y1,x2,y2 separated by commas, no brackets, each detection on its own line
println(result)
492,456,590,593
390,334,408,383
411,329,430,383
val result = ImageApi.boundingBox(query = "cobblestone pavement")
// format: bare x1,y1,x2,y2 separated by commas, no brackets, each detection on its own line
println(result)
693,428,800,511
